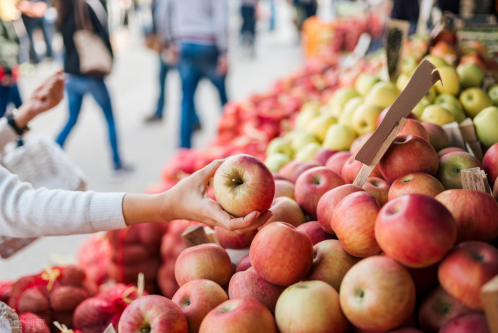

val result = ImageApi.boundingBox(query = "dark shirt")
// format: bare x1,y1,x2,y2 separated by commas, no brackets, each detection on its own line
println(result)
391,0,420,22
437,0,460,14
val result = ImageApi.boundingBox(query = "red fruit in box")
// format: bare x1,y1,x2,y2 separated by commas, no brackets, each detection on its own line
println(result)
19,312,50,333
236,254,252,272
342,155,382,184
50,286,88,313
215,227,257,250
296,221,335,245
0,281,13,303
325,152,352,176
483,143,498,184
439,312,490,333
362,177,390,207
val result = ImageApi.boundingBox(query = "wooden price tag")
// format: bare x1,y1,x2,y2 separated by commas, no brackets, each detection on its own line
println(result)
103,324,116,333
0,236,36,259
385,19,410,82
461,167,493,195
443,122,466,149
482,275,498,333
417,0,435,36
182,225,220,248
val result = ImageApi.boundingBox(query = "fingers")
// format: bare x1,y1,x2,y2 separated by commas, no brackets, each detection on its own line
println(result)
195,159,226,181
234,210,273,234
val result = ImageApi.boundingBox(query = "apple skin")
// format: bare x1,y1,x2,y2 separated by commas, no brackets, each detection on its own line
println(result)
459,88,493,118
118,295,188,333
398,119,430,142
295,167,346,218
236,254,251,272
267,138,293,158
175,244,232,287
342,154,383,184
331,192,381,257
305,239,360,291
439,241,498,310
377,107,418,127
215,227,257,250
172,279,228,333
474,107,498,147
379,134,439,184
364,82,399,109
352,104,383,135
325,151,353,175
350,133,373,154
228,268,285,314
340,256,416,332
418,285,471,333
483,143,498,184
314,148,339,165
439,312,490,333
457,63,484,88
437,152,482,189
213,154,275,217
275,281,348,333
422,122,449,151
421,105,455,126
317,184,365,234
494,181,498,200
362,177,390,207
296,221,336,245
274,180,295,200
375,194,457,268
438,147,466,158
434,66,460,95
265,153,291,172
263,196,305,228
250,222,314,286
388,172,445,200
323,123,358,151
279,160,321,184
199,297,277,333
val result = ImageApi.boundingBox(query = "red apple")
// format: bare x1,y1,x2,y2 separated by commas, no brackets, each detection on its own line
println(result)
213,154,274,217
439,241,498,310
215,227,257,250
350,133,373,154
199,297,277,333
340,256,416,332
175,244,232,287
305,239,360,291
399,119,430,142
483,143,498,184
274,180,295,200
431,41,458,65
379,134,439,184
236,254,251,272
422,122,449,151
325,152,353,176
377,107,418,127
494,181,498,200
119,295,188,333
172,279,227,333
342,155,382,184
331,192,381,257
262,196,305,228
296,221,335,245
438,147,466,159
272,172,285,180
314,148,339,165
388,172,445,200
405,262,440,293
250,222,313,286
362,177,390,206
437,152,482,189
439,313,490,333
279,160,321,184
295,167,346,218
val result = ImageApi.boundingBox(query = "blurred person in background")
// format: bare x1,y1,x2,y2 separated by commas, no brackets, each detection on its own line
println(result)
292,0,317,33
240,0,258,57
390,0,419,35
53,0,133,181
155,0,229,149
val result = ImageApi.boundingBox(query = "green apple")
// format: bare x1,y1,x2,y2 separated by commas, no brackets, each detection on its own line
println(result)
434,66,460,95
339,97,363,128
295,108,321,130
364,82,399,109
423,55,448,68
474,106,498,147
434,93,462,108
457,63,484,88
402,56,418,73
267,138,294,158
440,103,466,124
460,87,493,118
328,88,360,109
488,84,498,106
265,153,291,172
291,131,320,152
295,142,322,162
355,74,381,96
396,71,412,92
412,98,431,118
421,105,455,126
352,104,383,135
425,86,437,103
305,114,338,142
323,123,358,151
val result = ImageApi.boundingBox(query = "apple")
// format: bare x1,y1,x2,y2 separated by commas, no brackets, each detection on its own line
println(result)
352,104,383,135
295,108,320,130
488,84,498,106
421,105,455,126
379,134,439,184
228,268,285,314
398,119,430,141
364,82,399,109
295,142,321,162
412,98,430,118
264,153,291,172
402,56,418,73
350,133,373,154
495,181,498,200
328,88,361,110
274,180,295,199
250,222,314,286
435,93,462,107
396,71,412,93
263,196,305,228
325,151,352,175
236,254,251,272
355,73,381,96
423,55,448,68
362,177,390,206
175,244,232,287
388,172,445,200
405,262,440,294
437,151,482,189
215,227,257,250
331,192,381,257
172,279,227,333
342,154,382,184
460,88,493,118
305,114,338,142
119,295,188,333
290,131,320,152
434,66,460,95
418,285,471,333
377,107,418,127
422,122,449,151
483,143,498,184
439,241,498,310
340,256,416,332
440,102,467,124
267,138,293,158
457,63,484,88
376,194,457,268
213,155,274,217
279,160,321,184
314,148,339,165
296,221,335,245
438,147,466,158
199,297,277,333
431,42,458,65
339,97,363,129
474,106,498,147
305,239,360,291
439,313,490,333
295,167,346,218
275,281,348,333
323,124,358,151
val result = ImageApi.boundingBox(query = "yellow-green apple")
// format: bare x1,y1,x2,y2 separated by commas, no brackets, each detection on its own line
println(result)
350,133,373,154
431,42,458,65
474,106,498,147
423,55,448,68
317,184,364,234
388,172,445,200
489,84,498,106
199,297,277,333
457,63,484,88
434,66,460,95
364,82,399,109
435,93,462,107
274,179,295,199
355,73,381,96
119,295,188,333
279,160,321,184
325,151,352,175
421,105,455,126
215,227,257,250
295,109,320,130
295,142,321,162
425,86,437,103
323,123,358,151
290,131,320,152
267,138,293,158
436,189,498,243
264,153,291,172
375,194,457,268
483,143,498,184
213,155,275,217
250,222,313,286
340,256,416,332
339,97,363,128
305,114,337,142
422,122,449,151
398,119,430,141
377,107,418,127
396,70,412,92
296,221,335,245
439,313,490,333
331,192,381,257
460,88,493,118
175,244,232,287
436,151,482,189
412,98,431,118
440,102,467,123
329,88,361,109
342,154,382,184
236,254,251,272
438,241,498,310
418,285,471,333
276,281,348,333
438,147,466,158
362,177,390,206
314,148,339,165
352,104,383,135
295,167,346,218
305,240,360,291
379,134,439,184
402,56,418,73
172,279,227,333
228,268,285,314
263,196,305,228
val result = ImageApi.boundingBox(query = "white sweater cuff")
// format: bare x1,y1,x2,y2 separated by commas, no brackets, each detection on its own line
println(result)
89,192,127,232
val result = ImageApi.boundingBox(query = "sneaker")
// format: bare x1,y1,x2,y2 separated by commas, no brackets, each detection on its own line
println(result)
144,114,163,123
110,164,135,183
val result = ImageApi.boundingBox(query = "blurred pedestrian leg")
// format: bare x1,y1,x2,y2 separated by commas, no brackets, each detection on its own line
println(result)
240,0,258,56
269,0,275,31
18,0,54,63
0,84,22,117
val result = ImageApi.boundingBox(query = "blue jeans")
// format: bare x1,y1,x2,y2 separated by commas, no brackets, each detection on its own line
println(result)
154,58,170,117
56,75,122,169
22,16,54,63
0,85,22,118
178,43,228,148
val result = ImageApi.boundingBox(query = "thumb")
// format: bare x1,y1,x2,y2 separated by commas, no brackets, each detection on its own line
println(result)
195,159,226,181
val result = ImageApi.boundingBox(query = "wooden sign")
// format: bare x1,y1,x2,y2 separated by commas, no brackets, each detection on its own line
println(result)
461,167,493,195
417,0,435,36
443,122,466,150
0,236,36,259
342,33,372,69
482,275,498,333
182,225,220,248
385,19,410,82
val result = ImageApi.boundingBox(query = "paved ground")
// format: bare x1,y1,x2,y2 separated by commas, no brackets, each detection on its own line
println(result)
0,0,303,280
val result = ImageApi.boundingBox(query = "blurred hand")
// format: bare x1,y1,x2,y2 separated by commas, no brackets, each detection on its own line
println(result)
31,2,48,18
216,56,229,76
161,45,179,65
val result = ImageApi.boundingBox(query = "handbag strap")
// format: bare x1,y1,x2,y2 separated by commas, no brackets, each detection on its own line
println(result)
74,0,93,31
